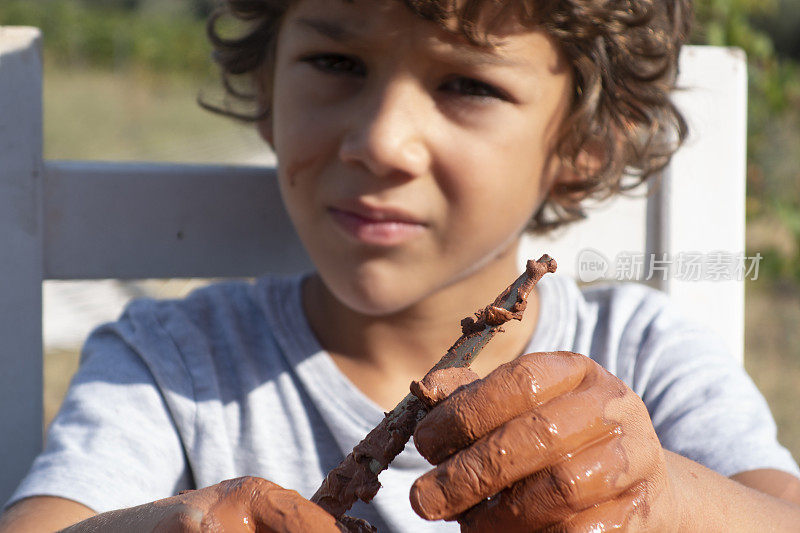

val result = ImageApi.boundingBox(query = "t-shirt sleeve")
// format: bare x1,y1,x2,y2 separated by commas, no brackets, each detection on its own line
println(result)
4,317,192,513
632,302,800,478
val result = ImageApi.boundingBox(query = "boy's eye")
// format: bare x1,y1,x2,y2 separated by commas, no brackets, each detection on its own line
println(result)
441,77,505,101
301,54,365,76
299,54,506,102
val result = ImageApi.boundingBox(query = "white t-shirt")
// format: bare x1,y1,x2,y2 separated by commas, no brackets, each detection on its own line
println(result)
7,272,799,531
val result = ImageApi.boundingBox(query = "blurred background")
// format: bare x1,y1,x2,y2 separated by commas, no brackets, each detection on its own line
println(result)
1,0,798,461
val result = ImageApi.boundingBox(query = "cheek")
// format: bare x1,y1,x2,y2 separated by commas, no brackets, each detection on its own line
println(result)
272,63,340,157
272,82,341,193
434,126,549,258
273,101,323,159
439,121,549,215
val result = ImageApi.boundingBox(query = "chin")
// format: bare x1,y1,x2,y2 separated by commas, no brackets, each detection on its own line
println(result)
317,262,423,318
333,279,416,317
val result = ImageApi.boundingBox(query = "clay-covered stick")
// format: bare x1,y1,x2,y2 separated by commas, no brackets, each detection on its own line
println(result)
311,255,558,519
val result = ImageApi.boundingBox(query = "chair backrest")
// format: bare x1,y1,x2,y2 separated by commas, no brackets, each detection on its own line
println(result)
0,26,747,505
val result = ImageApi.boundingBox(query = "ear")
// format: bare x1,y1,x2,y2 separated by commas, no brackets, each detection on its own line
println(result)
545,139,606,203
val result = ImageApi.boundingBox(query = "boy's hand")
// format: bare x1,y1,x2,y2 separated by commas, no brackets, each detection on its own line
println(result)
61,476,355,532
152,477,346,532
409,351,677,532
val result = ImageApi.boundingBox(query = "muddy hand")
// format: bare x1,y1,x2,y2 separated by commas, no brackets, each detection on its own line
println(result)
149,477,350,532
409,351,676,532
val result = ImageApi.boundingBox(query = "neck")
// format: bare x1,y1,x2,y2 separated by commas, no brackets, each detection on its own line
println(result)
302,249,542,395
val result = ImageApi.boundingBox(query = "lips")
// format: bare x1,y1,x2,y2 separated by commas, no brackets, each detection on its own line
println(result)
328,201,427,246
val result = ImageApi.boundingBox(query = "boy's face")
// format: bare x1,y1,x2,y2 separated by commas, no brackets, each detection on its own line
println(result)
263,0,572,315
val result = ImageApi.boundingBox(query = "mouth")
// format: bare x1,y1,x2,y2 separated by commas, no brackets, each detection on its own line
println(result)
328,203,427,246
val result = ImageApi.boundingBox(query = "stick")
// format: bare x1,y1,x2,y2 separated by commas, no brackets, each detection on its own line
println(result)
312,255,557,519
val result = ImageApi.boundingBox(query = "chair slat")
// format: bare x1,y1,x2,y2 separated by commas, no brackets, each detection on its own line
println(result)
43,161,312,279
0,26,45,506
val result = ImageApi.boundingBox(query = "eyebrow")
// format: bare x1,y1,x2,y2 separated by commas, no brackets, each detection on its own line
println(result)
295,17,356,43
293,17,525,67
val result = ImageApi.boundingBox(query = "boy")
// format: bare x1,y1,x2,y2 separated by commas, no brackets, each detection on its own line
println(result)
2,0,800,530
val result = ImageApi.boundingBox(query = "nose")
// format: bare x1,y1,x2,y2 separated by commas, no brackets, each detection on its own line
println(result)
339,76,431,181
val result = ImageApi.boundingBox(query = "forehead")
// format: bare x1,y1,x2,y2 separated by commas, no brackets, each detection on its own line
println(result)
283,0,554,68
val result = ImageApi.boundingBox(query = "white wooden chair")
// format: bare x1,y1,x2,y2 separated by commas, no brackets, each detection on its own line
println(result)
0,26,747,505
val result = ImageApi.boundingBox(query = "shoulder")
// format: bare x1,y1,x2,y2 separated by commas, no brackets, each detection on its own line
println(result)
541,274,683,347
122,277,262,328
581,281,705,351
110,274,302,345
580,279,673,329
82,274,307,394
539,278,799,478
540,274,672,327
537,275,731,384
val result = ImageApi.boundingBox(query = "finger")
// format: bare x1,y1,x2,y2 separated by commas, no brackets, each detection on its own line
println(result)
233,478,341,533
410,367,480,410
257,489,342,532
410,390,620,520
415,351,591,465
457,440,632,532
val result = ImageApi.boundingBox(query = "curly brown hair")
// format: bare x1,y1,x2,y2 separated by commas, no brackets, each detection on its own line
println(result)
204,0,692,235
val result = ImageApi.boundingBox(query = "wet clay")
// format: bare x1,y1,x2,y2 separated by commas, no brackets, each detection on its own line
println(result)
409,367,480,410
312,394,428,519
150,477,351,533
413,350,589,465
409,352,647,532
311,256,557,521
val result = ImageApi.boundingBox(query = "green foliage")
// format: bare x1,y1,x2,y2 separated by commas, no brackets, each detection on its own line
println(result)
773,204,800,285
693,0,777,61
751,0,800,60
0,0,213,75
693,0,800,284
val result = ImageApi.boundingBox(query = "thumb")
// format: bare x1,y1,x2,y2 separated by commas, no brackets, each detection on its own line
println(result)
251,485,342,532
410,367,480,410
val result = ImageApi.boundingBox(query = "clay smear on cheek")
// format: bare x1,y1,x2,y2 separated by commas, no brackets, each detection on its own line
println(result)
283,154,319,188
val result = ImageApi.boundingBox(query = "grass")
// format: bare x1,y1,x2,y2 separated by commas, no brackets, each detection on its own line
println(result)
44,349,81,432
43,64,271,164
743,279,800,459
